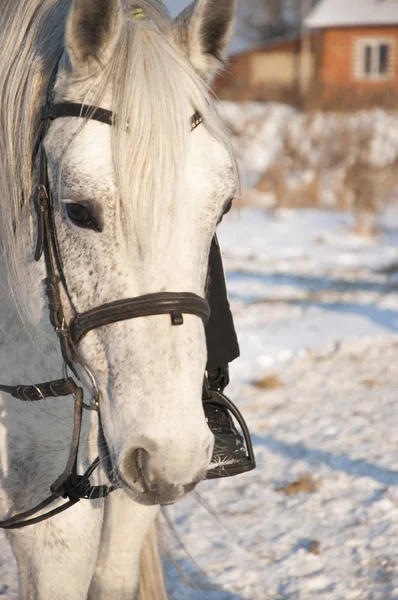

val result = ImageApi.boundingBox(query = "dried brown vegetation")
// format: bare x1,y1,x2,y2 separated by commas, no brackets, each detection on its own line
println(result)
253,111,398,234
276,474,321,495
253,373,284,390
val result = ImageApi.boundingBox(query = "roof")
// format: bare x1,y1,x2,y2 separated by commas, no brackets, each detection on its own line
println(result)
305,0,398,29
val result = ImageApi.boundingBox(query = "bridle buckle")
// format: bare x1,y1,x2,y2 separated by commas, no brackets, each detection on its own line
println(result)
35,183,48,205
55,318,69,336
63,362,100,412
14,385,44,402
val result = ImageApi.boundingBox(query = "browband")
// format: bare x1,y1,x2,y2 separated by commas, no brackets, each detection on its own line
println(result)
42,103,113,126
42,103,204,132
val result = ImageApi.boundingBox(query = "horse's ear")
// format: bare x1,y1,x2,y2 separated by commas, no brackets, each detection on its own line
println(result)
172,0,236,80
65,0,123,72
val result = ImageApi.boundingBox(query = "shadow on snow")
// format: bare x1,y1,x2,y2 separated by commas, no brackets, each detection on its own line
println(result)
253,432,398,487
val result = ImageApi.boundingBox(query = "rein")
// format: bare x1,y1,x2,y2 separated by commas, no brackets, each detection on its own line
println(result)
0,58,207,529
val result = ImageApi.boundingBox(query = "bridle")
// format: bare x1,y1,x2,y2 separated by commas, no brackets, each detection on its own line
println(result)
0,54,257,529
0,57,209,529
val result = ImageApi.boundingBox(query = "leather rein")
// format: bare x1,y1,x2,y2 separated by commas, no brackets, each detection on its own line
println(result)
0,62,207,529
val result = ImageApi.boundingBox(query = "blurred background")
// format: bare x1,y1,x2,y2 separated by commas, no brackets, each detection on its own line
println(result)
164,1,398,599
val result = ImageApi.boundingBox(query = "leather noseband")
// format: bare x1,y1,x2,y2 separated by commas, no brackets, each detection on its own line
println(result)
70,292,210,344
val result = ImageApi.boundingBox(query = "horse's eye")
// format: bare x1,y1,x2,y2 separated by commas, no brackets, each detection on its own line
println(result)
223,198,233,216
66,203,101,232
217,198,234,226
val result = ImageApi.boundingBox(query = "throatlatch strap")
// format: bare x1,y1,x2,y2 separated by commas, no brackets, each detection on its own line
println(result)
0,378,77,402
0,389,114,529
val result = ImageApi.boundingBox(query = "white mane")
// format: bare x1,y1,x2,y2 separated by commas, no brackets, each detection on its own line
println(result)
0,0,231,311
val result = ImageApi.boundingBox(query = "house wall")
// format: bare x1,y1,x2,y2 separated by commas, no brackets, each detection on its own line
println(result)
213,53,252,101
299,37,315,93
214,26,398,110
311,26,398,109
213,40,309,104
250,52,296,84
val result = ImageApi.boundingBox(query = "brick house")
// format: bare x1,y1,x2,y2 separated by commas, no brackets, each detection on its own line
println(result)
214,0,398,109
213,34,306,105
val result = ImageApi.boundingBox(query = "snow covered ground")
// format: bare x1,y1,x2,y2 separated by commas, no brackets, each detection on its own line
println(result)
166,207,398,599
2,207,398,599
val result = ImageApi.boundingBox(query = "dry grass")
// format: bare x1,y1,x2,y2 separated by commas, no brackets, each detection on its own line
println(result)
361,378,380,389
257,164,321,209
253,373,284,390
307,540,321,555
253,112,398,234
341,127,396,235
276,474,321,495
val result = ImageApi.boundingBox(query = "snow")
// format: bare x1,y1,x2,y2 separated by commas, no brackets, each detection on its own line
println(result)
3,206,398,598
218,208,398,379
165,206,398,599
305,0,398,29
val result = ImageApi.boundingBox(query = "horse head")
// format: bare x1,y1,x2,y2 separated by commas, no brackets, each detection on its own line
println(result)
39,0,237,506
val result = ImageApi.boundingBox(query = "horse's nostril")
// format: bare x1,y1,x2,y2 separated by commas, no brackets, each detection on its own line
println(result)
122,447,151,486
119,431,214,496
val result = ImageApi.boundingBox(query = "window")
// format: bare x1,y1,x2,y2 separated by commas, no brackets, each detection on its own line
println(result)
355,38,394,80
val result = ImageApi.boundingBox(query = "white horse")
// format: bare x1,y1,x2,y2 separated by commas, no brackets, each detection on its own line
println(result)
0,0,237,597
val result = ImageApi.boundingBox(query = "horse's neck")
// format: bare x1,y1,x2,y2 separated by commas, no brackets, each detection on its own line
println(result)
0,256,63,386
0,255,98,476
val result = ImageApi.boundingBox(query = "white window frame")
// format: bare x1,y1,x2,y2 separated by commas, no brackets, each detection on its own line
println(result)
354,37,395,81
